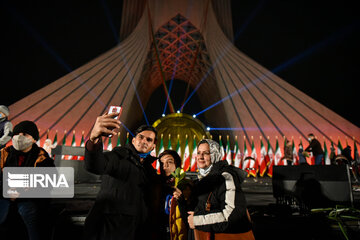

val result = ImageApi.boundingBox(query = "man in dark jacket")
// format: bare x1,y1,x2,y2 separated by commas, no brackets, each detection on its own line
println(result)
304,133,324,165
0,120,55,240
83,111,161,240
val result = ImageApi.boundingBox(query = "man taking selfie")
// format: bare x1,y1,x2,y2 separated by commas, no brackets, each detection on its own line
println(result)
83,111,161,240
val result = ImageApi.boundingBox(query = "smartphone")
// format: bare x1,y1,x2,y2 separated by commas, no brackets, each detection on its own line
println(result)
107,106,122,137
108,106,122,120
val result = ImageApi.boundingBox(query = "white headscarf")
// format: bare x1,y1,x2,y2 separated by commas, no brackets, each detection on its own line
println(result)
198,139,222,178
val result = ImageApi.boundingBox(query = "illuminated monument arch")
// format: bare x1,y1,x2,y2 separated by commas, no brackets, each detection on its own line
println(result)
9,0,359,152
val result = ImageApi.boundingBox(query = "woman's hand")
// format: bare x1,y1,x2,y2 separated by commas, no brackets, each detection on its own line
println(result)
173,187,182,200
187,211,195,229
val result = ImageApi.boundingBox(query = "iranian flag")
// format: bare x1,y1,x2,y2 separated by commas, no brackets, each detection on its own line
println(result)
278,138,286,166
116,132,121,147
337,139,343,155
182,135,191,171
67,131,77,160
190,136,197,172
61,130,67,160
266,138,274,178
167,134,172,150
274,138,282,166
234,136,242,168
324,140,331,165
242,139,250,172
125,132,130,145
259,138,267,177
219,136,226,160
249,138,258,177
152,134,163,173
36,128,41,146
176,135,182,163
225,136,232,165
106,136,113,151
78,131,85,160
52,131,58,148
292,139,299,165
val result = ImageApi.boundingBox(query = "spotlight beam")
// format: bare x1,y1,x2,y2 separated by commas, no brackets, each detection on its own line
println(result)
100,0,120,44
180,1,265,110
195,21,360,142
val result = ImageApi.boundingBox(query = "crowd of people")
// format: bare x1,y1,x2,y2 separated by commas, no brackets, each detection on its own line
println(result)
0,106,358,240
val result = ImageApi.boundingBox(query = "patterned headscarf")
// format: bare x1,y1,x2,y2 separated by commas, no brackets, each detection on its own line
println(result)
197,139,222,178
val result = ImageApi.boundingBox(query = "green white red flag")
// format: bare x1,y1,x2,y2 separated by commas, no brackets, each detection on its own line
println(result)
106,136,112,151
242,139,250,171
68,131,77,160
182,135,191,171
292,139,298,165
266,137,274,177
167,134,172,150
337,139,343,155
116,132,121,147
176,135,182,165
190,136,197,172
219,136,226,160
323,140,331,165
259,138,267,177
249,137,258,177
225,136,232,165
152,134,163,174
78,131,85,160
234,136,242,168
274,138,282,166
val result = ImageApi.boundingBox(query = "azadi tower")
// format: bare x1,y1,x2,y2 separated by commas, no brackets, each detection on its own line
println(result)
8,0,359,154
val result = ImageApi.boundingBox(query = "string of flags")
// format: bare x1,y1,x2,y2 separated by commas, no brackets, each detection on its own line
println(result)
36,130,360,178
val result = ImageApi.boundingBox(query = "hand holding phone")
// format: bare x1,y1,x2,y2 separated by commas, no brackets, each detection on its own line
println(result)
89,106,123,142
108,106,122,120
107,106,122,137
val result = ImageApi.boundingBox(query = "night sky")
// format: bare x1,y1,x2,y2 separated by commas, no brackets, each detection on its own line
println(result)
1,0,359,127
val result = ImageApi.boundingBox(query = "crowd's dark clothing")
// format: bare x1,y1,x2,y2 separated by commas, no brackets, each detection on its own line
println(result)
83,140,161,240
191,161,252,234
305,138,324,165
298,148,308,165
305,139,324,157
342,146,353,163
0,144,55,240
159,175,175,240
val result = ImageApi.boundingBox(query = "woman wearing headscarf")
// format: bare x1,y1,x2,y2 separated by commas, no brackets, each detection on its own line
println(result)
177,139,254,240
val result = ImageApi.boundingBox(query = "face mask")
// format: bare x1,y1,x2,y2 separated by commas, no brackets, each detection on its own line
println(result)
308,138,312,142
12,135,34,151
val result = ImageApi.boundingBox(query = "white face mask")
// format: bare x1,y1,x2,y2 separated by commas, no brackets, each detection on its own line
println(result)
12,135,34,151
308,138,312,142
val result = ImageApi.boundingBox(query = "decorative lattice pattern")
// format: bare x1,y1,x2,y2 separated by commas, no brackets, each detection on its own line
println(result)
149,14,212,86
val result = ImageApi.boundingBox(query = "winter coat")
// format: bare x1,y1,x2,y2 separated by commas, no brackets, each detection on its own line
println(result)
192,160,252,234
83,141,162,240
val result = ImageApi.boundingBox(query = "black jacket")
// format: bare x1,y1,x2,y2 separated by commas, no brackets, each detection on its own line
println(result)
192,161,252,234
305,139,324,157
84,141,161,240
